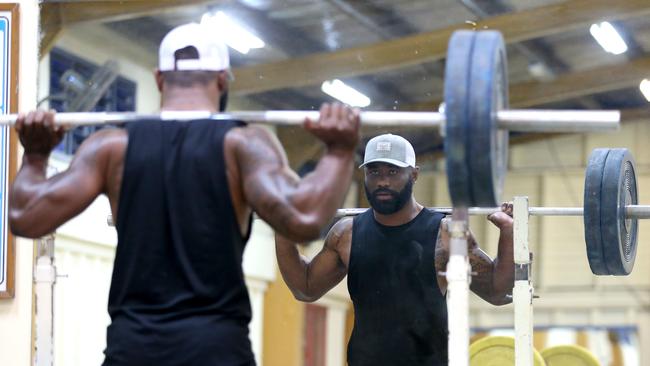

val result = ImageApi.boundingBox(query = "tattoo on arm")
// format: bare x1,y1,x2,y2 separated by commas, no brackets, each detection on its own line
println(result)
322,219,348,269
435,219,511,305
469,248,494,298
300,219,350,299
434,231,449,278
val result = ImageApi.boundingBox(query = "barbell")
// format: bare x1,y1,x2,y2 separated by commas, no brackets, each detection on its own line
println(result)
0,30,620,208
103,146,641,276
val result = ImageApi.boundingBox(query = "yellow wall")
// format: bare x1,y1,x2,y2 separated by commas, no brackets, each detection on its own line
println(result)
344,307,354,362
263,269,305,366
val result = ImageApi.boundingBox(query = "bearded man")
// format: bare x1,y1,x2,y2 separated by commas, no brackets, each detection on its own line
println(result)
275,133,515,366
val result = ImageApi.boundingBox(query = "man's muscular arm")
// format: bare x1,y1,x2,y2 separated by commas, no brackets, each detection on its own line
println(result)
235,103,360,242
275,218,351,302
435,203,515,305
9,111,118,238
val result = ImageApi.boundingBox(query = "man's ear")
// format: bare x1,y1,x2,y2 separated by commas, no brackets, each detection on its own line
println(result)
412,166,420,182
154,69,164,92
217,71,229,94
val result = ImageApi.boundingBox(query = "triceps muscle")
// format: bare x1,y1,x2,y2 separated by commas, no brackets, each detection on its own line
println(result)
236,127,303,236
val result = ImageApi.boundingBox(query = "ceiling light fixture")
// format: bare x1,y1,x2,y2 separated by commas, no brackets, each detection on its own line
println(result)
640,79,650,102
589,21,628,55
321,79,371,107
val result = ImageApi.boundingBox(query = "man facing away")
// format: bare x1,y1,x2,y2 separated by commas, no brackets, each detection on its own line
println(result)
9,23,361,366
275,133,515,366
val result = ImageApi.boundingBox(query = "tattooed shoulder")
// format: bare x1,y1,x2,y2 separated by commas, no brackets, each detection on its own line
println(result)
325,217,353,251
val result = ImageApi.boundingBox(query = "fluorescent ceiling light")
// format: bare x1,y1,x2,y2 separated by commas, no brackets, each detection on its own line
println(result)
201,11,265,54
589,21,628,55
321,79,371,107
641,79,650,102
527,61,554,82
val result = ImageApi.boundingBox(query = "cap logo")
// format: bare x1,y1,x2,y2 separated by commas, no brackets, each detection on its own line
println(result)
376,142,391,151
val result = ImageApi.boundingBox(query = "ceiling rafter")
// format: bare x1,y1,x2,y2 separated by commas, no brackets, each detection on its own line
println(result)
509,56,650,108
404,55,650,111
40,0,217,56
229,0,650,95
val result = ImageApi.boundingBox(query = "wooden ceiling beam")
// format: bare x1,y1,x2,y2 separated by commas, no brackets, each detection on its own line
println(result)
40,3,63,56
407,55,650,111
41,0,214,26
509,56,650,108
39,0,218,58
230,0,650,95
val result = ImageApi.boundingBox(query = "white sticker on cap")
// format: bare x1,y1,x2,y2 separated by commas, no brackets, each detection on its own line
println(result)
377,142,391,151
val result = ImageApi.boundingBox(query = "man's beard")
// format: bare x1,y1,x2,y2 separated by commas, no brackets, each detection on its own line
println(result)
365,179,414,215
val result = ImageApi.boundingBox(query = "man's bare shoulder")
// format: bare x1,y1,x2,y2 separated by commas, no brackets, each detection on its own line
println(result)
436,216,451,251
331,216,354,234
74,128,127,160
87,127,127,139
225,124,278,147
325,217,353,250
225,125,285,160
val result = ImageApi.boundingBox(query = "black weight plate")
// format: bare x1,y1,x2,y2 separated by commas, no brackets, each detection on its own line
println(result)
601,148,638,275
584,148,610,275
444,30,477,207
468,31,509,207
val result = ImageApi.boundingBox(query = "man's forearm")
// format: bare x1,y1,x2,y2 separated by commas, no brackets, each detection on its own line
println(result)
290,148,355,231
9,154,50,236
275,237,314,301
10,154,49,209
493,227,515,297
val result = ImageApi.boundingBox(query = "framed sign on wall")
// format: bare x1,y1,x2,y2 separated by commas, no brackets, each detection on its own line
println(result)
0,3,19,299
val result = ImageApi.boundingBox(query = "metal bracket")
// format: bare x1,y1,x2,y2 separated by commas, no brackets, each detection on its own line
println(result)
515,263,530,281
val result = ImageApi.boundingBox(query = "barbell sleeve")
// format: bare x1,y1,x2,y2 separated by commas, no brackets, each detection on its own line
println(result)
626,205,650,219
496,110,620,133
0,109,619,132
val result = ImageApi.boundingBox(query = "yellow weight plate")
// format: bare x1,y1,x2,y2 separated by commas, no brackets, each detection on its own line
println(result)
470,336,546,366
541,345,600,366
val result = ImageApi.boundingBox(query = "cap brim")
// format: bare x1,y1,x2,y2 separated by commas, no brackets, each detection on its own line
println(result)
359,158,411,169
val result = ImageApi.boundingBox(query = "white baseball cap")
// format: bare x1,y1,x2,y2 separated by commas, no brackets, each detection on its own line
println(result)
158,23,230,72
359,134,416,168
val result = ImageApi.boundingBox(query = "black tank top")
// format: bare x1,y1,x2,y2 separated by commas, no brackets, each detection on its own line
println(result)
103,119,255,366
347,208,448,366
